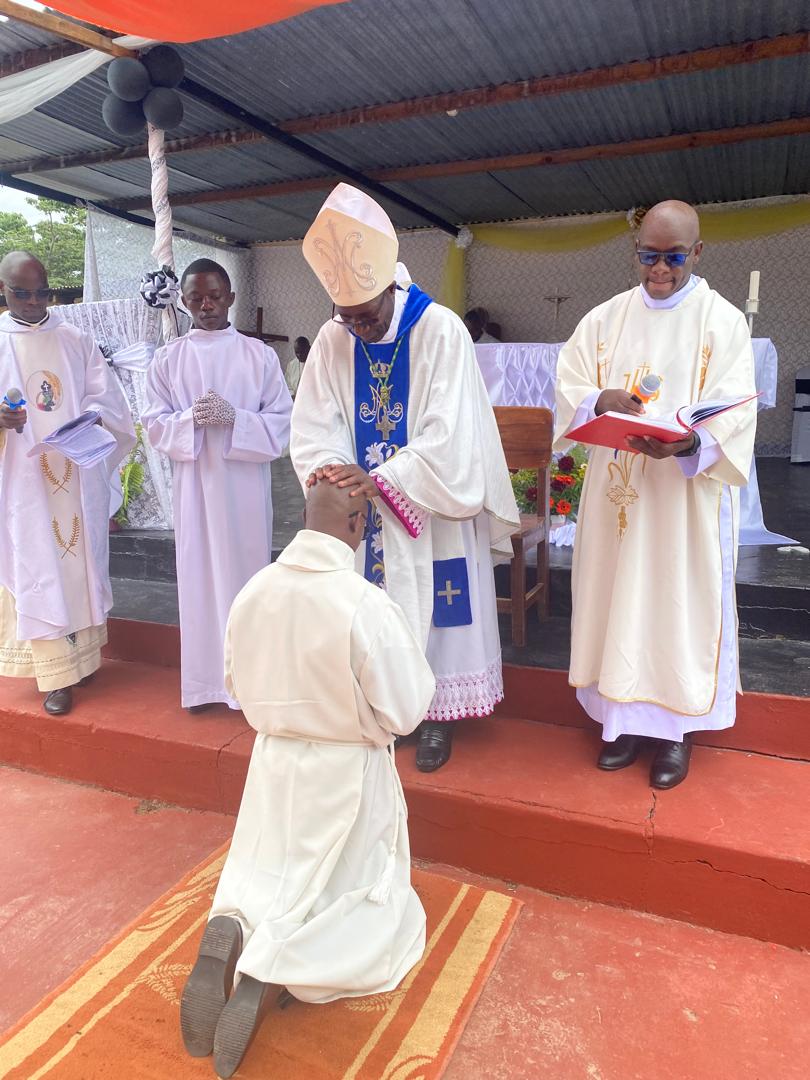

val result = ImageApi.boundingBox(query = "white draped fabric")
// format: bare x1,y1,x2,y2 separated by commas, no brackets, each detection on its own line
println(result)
53,299,175,528
475,337,795,547
0,35,153,125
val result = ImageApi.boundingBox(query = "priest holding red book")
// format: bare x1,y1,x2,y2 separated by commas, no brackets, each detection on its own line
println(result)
555,200,757,788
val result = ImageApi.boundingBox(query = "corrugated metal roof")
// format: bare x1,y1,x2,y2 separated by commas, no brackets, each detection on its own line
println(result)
2,0,810,243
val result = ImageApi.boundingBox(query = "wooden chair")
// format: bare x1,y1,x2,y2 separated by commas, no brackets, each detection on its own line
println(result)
494,406,554,647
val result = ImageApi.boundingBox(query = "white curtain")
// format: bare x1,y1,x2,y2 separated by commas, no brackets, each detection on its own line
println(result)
52,298,175,529
0,35,153,125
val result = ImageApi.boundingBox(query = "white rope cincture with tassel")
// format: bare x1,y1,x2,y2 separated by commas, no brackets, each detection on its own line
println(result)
147,122,179,341
367,743,401,906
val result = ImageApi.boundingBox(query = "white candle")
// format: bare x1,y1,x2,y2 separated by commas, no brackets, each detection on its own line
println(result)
748,270,760,301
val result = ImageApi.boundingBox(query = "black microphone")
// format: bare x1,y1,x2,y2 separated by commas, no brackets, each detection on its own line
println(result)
3,388,26,434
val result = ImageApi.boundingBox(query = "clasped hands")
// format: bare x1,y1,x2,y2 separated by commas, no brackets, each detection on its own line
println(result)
306,463,378,500
594,389,697,459
192,388,236,428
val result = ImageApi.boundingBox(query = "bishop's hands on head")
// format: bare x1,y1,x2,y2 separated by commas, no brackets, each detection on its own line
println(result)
305,462,379,500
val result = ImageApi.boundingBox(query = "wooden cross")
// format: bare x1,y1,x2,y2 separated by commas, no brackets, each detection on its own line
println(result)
543,288,571,330
437,580,462,605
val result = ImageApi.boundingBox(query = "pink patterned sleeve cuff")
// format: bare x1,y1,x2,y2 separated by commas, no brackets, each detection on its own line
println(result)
372,474,427,538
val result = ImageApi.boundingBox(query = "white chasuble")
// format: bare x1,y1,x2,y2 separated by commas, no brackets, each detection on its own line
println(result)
555,279,756,723
290,294,519,722
143,325,292,709
0,312,134,650
211,530,436,1001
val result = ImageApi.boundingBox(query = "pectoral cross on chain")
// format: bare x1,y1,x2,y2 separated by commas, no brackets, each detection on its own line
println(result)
376,411,396,440
438,580,462,605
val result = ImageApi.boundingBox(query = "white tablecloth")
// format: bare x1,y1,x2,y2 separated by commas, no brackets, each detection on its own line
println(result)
476,338,797,547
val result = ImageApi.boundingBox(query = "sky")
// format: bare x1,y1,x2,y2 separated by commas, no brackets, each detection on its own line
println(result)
0,187,45,223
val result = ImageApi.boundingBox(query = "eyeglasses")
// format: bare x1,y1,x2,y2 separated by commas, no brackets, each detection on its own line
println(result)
8,287,52,301
636,244,698,268
331,291,387,332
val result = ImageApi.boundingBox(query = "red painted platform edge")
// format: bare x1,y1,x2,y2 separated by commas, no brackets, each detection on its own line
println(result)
2,697,808,951
498,663,810,762
105,619,810,761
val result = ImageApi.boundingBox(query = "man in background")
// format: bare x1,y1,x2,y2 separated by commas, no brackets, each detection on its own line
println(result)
284,335,310,398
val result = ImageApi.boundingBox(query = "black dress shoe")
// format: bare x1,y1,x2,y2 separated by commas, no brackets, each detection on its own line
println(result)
650,736,692,789
213,974,273,1078
416,720,456,772
180,916,243,1058
597,734,642,771
43,686,73,715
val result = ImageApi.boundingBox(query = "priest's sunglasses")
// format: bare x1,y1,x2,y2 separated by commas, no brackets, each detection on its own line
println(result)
7,287,52,300
331,291,387,331
635,244,698,268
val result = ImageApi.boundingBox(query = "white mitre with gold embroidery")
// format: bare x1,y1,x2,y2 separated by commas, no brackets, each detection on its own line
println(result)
302,183,399,304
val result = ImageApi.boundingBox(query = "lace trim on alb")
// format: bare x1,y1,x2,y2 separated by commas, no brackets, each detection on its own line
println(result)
425,656,503,722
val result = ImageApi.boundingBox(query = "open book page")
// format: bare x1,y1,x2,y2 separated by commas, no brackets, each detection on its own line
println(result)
567,393,758,451
27,410,118,468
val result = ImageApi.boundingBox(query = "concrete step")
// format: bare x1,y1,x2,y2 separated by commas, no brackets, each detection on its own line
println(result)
1,657,807,950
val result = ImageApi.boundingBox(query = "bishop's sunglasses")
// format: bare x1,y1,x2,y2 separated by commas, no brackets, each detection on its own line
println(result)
636,243,698,268
7,287,52,301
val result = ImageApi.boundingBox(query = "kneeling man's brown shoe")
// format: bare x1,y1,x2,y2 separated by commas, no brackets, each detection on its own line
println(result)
43,687,73,715
213,974,273,1078
180,916,243,1058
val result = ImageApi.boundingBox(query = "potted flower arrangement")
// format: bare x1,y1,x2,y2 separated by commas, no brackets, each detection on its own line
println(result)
510,444,588,524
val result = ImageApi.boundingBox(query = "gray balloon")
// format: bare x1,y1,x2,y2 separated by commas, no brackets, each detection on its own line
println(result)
143,45,185,89
102,93,146,136
143,88,184,130
107,57,151,102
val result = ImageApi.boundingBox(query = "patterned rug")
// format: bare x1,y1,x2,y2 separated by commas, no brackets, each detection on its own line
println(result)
0,845,520,1080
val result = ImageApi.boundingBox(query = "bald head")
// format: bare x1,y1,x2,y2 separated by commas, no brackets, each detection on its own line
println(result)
0,251,50,323
305,479,365,551
636,200,702,300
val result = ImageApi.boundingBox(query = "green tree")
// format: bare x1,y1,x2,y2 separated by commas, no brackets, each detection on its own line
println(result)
0,198,86,290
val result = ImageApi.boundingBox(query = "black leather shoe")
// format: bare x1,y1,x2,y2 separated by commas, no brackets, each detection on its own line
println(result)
597,734,642,771
416,720,456,772
213,974,273,1078
180,916,243,1058
650,736,692,789
44,687,73,715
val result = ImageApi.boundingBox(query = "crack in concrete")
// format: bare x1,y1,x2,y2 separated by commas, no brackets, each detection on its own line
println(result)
658,857,810,897
411,785,648,829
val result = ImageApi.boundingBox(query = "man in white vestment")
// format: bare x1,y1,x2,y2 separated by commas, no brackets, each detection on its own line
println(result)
143,259,292,713
283,335,310,398
179,480,435,1079
291,184,519,772
0,252,135,716
555,201,757,788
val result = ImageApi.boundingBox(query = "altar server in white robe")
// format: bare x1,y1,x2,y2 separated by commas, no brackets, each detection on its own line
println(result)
291,184,519,772
0,252,135,716
555,201,757,789
143,259,292,712
179,480,435,1078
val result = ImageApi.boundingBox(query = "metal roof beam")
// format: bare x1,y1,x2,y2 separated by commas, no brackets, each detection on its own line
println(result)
7,31,809,177
107,115,810,212
0,41,86,78
178,77,460,235
0,1,136,56
0,172,248,247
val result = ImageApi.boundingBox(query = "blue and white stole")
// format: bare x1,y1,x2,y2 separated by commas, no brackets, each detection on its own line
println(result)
353,285,433,586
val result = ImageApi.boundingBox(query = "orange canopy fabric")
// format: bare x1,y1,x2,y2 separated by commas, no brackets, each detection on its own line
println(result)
50,1,346,43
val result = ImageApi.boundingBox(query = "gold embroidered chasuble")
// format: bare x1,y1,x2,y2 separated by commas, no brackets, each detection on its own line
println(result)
555,280,757,716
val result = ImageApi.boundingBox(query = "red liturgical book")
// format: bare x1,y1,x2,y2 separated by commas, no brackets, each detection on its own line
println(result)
567,393,759,451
